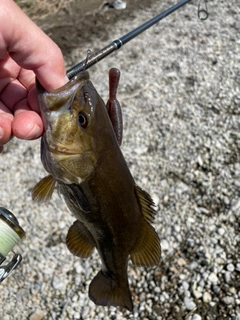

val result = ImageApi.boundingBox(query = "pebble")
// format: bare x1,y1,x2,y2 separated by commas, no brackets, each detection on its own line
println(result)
212,285,221,294
29,310,47,320
217,227,225,235
139,292,146,302
187,315,202,320
208,273,219,284
192,288,203,299
188,261,198,270
184,297,196,310
154,286,161,293
224,271,231,283
177,258,187,266
152,193,160,206
236,264,240,272
161,239,169,251
222,296,235,305
81,307,90,318
203,292,212,303
182,281,190,291
227,263,235,272
52,276,66,291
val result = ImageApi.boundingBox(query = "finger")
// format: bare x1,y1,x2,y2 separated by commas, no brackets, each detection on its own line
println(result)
0,54,20,93
0,0,67,91
1,79,27,110
12,99,43,140
0,102,13,145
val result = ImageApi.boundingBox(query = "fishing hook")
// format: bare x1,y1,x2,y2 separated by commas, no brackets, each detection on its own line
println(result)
83,49,92,71
198,0,208,20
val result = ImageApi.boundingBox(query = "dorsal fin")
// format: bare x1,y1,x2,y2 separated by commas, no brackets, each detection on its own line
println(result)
130,185,161,267
32,175,56,203
66,220,95,258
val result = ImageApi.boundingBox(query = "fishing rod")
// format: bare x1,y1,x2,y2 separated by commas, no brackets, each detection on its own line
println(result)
0,0,208,284
67,0,208,79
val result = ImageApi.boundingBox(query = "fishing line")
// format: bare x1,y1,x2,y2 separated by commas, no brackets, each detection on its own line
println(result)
0,207,25,283
67,0,208,79
0,218,20,257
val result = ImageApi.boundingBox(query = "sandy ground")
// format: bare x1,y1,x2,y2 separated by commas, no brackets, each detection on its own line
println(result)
0,0,240,319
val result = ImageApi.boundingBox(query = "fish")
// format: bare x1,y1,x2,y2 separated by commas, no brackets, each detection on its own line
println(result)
32,68,161,311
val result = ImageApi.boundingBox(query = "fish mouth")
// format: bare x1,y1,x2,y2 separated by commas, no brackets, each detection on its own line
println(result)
49,144,80,155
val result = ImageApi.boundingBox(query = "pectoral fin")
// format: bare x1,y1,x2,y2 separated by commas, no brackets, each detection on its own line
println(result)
32,175,56,203
66,220,95,258
130,186,161,267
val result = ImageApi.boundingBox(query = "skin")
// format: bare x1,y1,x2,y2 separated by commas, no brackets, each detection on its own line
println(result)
0,0,67,153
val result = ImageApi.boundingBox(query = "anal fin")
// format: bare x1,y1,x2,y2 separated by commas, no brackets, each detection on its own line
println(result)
32,175,56,203
131,185,161,267
66,220,95,258
130,221,161,267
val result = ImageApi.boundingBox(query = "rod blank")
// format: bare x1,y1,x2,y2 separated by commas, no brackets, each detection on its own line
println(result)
67,0,193,79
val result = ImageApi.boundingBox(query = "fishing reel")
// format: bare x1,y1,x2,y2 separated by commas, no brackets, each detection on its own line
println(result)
0,207,25,283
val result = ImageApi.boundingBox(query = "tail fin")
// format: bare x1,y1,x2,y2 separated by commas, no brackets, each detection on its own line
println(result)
89,270,133,311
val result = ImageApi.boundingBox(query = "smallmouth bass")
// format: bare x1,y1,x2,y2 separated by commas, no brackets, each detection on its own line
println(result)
32,68,161,311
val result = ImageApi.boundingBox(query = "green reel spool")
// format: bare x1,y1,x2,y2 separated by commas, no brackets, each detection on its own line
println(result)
0,207,25,283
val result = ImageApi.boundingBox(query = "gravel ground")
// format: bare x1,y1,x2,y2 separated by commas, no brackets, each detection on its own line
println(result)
1,0,240,319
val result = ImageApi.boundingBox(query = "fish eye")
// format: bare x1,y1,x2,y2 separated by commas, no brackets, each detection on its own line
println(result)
78,112,88,128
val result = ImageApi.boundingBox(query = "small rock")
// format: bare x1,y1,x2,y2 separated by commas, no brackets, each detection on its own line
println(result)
152,193,160,206
29,310,47,320
203,292,212,303
139,292,146,302
161,239,169,251
184,297,196,310
188,315,202,320
74,261,84,274
188,261,198,270
228,287,236,294
212,285,221,294
208,273,218,284
224,271,231,283
59,221,66,229
217,227,225,236
182,281,190,291
154,286,161,293
81,307,89,318
178,258,187,266
192,288,202,299
236,264,240,272
52,276,66,291
227,263,235,272
134,146,148,155
222,296,235,305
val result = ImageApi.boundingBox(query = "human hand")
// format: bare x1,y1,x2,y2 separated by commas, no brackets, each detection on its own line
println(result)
0,0,68,153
